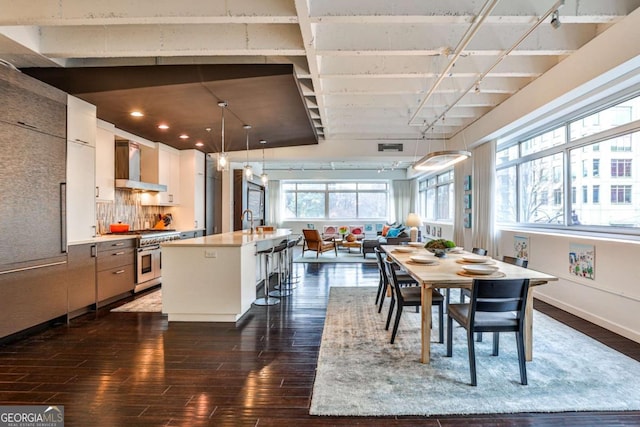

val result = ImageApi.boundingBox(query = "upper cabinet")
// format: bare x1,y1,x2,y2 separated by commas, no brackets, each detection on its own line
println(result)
66,96,97,243
171,150,205,230
96,122,116,202
0,65,66,138
67,95,96,146
141,143,181,206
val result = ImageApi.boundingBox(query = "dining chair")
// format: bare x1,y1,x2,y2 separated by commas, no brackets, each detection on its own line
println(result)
384,258,444,345
301,229,337,258
446,278,531,386
373,248,417,313
502,255,529,268
472,247,488,256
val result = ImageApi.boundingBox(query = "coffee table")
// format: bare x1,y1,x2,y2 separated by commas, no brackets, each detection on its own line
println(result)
338,240,362,254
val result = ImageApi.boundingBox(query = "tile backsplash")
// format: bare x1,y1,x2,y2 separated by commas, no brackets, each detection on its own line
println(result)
96,190,168,234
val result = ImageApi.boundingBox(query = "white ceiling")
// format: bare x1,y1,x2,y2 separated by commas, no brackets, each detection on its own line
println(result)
1,0,639,172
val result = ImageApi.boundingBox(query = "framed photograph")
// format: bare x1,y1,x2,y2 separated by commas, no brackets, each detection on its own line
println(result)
425,225,431,235
464,175,472,191
364,224,374,233
464,212,472,228
437,227,442,237
514,235,529,260
569,243,595,280
464,193,472,209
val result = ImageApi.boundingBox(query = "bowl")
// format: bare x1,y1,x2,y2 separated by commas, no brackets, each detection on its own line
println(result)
426,248,451,258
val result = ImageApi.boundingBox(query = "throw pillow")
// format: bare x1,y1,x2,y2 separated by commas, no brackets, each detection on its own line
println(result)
381,225,391,236
386,228,401,238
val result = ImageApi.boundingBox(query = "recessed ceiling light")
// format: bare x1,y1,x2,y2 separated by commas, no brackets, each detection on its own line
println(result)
130,111,144,117
195,142,204,147
179,134,189,139
158,124,169,130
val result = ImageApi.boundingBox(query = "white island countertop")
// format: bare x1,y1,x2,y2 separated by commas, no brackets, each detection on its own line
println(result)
161,228,291,248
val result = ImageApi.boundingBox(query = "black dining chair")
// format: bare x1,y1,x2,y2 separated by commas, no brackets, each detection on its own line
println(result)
446,278,531,386
384,258,444,345
503,255,528,268
373,248,417,313
472,247,488,256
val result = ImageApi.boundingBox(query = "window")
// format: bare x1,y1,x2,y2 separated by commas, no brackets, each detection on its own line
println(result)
593,159,600,177
611,159,632,177
496,92,640,232
611,134,632,152
419,170,455,222
282,181,388,219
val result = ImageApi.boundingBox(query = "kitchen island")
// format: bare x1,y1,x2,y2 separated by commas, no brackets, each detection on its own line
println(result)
161,229,291,322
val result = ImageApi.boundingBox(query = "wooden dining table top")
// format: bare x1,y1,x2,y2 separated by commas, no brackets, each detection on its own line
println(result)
381,245,558,287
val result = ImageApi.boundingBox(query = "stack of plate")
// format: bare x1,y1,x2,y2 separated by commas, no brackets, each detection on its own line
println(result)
461,264,499,275
461,255,491,263
394,247,414,253
409,255,438,265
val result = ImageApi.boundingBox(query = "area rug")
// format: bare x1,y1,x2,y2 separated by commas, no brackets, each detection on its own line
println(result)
294,251,375,264
310,287,640,416
111,289,162,312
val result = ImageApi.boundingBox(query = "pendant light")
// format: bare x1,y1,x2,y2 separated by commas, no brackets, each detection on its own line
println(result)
260,139,269,186
243,124,253,180
217,101,229,172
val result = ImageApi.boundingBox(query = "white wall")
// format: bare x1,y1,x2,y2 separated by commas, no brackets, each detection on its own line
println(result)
498,229,640,343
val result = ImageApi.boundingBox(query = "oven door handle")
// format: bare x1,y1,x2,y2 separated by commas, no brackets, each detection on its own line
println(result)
138,245,161,252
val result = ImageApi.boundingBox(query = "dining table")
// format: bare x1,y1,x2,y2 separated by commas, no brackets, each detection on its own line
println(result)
382,245,558,364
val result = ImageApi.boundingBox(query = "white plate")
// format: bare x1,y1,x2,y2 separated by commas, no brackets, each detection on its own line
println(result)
462,255,490,263
407,242,425,247
394,247,414,253
462,264,499,275
449,247,464,253
410,255,437,264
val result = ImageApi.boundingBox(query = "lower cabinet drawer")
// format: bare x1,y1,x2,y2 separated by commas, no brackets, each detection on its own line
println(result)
97,247,135,272
97,264,135,302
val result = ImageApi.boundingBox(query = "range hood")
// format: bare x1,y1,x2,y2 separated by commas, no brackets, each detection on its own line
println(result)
115,141,167,192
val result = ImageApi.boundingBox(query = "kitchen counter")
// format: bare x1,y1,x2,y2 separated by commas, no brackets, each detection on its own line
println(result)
161,229,292,322
161,228,291,248
68,235,137,246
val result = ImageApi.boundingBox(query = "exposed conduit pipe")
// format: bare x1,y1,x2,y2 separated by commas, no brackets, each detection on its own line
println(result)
408,0,501,125
424,0,567,135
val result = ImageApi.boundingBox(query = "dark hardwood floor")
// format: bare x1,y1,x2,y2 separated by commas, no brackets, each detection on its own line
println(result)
0,261,639,426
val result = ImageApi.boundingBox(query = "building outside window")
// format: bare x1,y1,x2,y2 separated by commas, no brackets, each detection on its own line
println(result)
496,91,640,232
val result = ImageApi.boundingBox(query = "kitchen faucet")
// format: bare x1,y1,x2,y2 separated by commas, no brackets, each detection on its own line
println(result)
241,209,254,234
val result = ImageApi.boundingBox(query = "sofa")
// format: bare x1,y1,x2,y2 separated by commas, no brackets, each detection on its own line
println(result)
361,223,414,258
362,235,411,258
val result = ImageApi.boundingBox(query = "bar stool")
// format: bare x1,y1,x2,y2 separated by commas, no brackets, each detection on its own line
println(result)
268,240,292,298
287,235,303,289
254,242,280,306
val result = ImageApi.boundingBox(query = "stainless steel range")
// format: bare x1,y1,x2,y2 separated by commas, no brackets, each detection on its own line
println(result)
135,230,181,293
108,229,182,292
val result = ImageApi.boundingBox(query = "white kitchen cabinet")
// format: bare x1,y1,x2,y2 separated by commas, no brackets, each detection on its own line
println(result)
141,143,181,206
67,140,96,242
95,124,115,202
67,95,96,147
171,150,205,230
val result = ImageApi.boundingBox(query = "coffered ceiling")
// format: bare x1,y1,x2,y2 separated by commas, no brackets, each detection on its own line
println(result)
1,0,639,170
